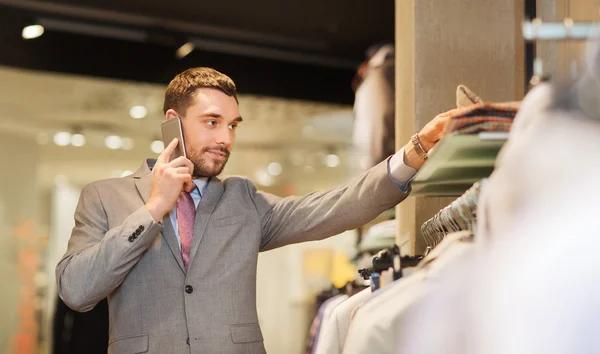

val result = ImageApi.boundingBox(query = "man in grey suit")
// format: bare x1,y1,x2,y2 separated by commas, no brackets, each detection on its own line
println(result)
56,67,449,354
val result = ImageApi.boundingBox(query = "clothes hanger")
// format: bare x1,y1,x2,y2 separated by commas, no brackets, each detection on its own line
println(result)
420,181,482,247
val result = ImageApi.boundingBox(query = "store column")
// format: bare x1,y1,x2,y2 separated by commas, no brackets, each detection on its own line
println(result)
395,0,525,254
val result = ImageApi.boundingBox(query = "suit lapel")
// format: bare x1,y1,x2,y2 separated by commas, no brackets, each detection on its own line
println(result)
162,217,186,274
187,177,224,271
133,158,186,275
132,159,153,204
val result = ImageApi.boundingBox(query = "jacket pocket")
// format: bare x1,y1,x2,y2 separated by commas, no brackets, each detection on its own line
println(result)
211,213,246,229
108,334,149,353
229,323,263,344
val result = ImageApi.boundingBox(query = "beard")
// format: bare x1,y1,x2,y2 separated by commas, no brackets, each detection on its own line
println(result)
187,145,230,178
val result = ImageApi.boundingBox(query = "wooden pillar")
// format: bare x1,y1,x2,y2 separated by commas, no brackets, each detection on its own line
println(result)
395,0,525,254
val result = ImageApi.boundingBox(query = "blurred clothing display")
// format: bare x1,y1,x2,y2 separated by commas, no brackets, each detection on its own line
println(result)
52,297,108,354
331,42,600,353
352,44,395,169
343,231,474,354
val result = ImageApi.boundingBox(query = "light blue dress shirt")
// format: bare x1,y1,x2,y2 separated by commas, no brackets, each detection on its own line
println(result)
169,178,209,250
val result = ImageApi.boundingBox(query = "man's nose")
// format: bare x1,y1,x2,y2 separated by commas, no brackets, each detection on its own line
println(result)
215,127,232,146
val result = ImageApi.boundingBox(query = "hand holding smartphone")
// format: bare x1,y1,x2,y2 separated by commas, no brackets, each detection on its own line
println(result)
160,116,187,162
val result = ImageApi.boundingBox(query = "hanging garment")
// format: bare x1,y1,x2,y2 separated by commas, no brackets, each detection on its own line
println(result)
466,115,600,354
314,288,372,354
304,294,347,354
352,45,395,169
343,231,474,354
476,83,554,245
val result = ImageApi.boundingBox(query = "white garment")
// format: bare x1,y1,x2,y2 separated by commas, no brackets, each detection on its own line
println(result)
343,231,474,354
312,294,348,353
314,288,372,354
476,82,554,246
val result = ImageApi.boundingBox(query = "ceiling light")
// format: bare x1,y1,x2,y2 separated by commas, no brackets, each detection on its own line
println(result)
267,162,282,176
71,133,86,147
150,140,164,154
53,132,71,146
325,154,341,168
176,42,195,59
129,105,148,119
22,25,44,40
121,137,134,150
254,169,275,187
105,135,123,150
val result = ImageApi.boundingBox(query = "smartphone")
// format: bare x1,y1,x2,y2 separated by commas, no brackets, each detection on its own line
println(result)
160,116,187,162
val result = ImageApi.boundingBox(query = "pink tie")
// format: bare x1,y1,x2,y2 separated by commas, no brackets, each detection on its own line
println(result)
177,186,197,269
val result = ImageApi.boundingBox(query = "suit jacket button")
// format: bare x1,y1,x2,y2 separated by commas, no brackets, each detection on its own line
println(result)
139,225,145,232
135,229,141,236
186,338,190,345
185,285,194,294
128,236,134,242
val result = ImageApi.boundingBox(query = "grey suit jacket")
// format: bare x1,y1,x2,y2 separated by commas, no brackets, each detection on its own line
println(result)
56,158,407,354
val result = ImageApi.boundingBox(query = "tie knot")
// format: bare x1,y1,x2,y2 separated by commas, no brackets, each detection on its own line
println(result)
184,184,198,195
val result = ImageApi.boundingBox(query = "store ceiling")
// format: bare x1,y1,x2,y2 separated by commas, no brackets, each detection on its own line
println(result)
0,0,394,104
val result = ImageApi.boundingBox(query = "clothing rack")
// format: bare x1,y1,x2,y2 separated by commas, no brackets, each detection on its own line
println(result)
358,245,423,291
523,19,598,41
420,180,482,252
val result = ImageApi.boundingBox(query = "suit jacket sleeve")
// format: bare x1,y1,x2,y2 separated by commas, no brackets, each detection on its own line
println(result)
248,158,408,251
55,183,163,312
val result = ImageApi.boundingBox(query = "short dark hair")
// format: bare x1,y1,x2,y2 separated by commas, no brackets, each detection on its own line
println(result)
163,67,238,115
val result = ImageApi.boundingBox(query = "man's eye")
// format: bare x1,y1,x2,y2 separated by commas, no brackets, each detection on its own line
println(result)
207,121,216,127
229,124,238,130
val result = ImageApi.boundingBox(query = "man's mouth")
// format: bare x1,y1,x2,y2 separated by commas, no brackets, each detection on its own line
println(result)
206,150,228,161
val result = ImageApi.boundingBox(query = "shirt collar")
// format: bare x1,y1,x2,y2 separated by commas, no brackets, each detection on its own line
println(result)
192,178,209,197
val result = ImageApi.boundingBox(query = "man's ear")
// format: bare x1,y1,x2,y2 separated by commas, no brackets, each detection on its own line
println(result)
165,109,180,120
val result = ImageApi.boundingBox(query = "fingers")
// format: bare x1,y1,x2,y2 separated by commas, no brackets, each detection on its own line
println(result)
183,181,196,193
157,138,178,165
183,158,194,175
164,167,191,182
170,167,193,175
441,108,461,116
168,156,194,175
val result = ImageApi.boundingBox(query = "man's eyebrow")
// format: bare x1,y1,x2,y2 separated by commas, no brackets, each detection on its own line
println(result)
201,113,243,122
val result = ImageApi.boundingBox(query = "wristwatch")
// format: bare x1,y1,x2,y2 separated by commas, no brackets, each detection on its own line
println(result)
411,133,428,161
